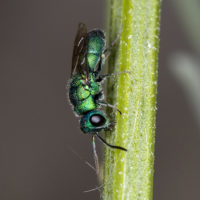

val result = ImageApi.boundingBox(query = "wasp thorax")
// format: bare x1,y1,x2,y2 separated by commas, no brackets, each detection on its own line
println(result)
90,114,106,127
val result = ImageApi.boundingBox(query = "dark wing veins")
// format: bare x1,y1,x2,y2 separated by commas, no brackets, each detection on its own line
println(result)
71,23,89,78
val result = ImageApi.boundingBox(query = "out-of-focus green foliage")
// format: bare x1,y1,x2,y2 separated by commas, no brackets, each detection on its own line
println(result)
170,53,200,128
170,0,200,128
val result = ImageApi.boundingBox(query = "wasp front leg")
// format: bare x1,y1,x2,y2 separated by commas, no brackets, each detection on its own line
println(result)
95,71,130,82
97,101,122,115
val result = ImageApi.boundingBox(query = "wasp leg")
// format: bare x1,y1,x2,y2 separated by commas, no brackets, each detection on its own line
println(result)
96,71,130,82
94,26,123,76
98,101,122,115
103,25,123,55
94,91,104,102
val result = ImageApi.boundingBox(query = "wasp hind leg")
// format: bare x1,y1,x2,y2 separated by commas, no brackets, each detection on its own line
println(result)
94,25,123,77
103,25,123,55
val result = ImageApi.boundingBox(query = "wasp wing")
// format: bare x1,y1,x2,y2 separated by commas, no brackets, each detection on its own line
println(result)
71,23,89,78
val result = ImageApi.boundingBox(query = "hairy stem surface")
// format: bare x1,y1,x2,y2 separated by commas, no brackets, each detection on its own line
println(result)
103,0,161,199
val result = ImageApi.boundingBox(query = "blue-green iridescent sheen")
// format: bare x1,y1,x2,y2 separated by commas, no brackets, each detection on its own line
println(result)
80,110,109,133
69,24,127,154
69,74,100,115
87,31,105,72
69,28,110,133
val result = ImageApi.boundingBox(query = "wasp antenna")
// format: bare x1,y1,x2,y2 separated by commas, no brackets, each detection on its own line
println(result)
96,134,127,152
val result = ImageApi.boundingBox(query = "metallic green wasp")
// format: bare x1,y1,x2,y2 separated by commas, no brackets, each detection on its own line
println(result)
69,23,127,172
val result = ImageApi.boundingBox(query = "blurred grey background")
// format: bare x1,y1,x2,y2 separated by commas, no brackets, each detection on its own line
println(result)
0,0,199,200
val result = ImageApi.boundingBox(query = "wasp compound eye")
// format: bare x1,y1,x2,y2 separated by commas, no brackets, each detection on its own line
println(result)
90,114,106,127
80,110,109,133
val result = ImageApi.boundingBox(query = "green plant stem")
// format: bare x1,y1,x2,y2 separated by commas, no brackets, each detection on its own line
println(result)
103,0,161,200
